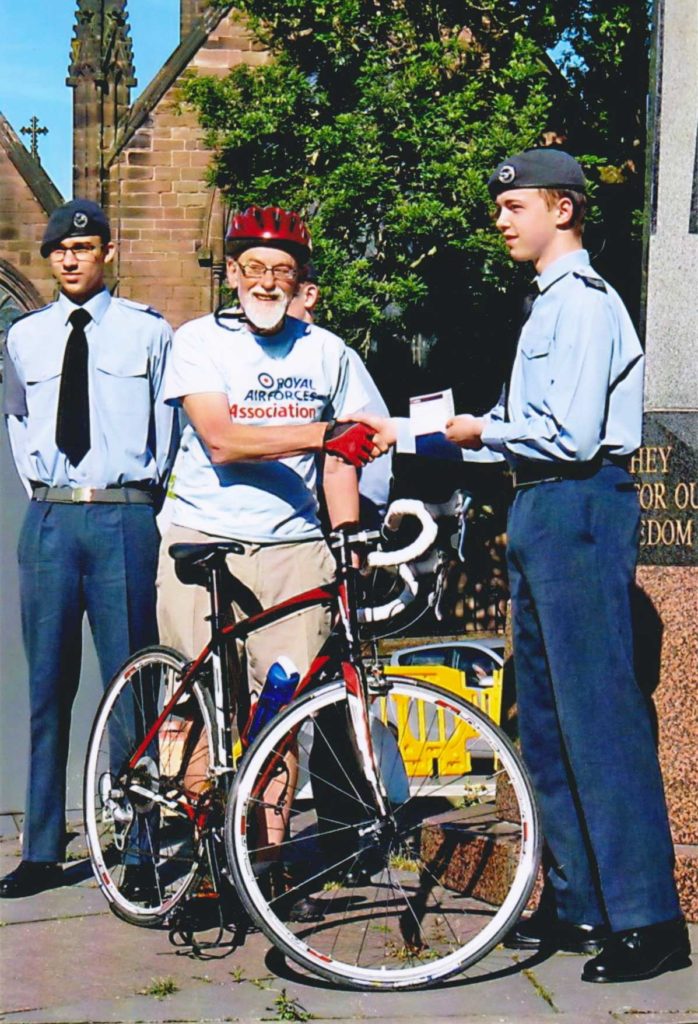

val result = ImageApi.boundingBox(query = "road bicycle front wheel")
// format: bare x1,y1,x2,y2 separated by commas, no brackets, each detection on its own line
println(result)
84,645,216,926
225,676,540,990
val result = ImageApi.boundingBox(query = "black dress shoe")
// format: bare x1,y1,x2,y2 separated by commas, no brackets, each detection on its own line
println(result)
119,864,159,906
287,895,326,922
504,906,607,953
582,918,691,983
0,860,63,898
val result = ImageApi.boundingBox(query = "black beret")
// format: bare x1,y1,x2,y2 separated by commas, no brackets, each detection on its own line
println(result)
41,199,111,257
488,149,587,198
301,260,319,284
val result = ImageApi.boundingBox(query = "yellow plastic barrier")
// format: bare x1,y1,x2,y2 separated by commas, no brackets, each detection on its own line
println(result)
230,663,503,780
377,664,503,777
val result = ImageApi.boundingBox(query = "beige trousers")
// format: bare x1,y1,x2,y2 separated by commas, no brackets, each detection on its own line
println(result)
156,524,335,696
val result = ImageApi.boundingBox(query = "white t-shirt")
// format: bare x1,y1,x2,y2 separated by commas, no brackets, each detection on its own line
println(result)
340,349,392,518
164,312,368,542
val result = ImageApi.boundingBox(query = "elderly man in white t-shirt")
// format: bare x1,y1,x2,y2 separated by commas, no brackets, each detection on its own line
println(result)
157,207,383,692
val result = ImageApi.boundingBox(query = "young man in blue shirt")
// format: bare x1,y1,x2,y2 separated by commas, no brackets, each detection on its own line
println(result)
357,149,690,983
2,199,177,899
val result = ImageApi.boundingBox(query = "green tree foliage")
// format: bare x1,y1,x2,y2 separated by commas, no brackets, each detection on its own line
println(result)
186,1,650,411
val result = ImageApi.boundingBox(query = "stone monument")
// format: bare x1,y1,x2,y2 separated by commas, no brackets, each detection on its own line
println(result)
633,0,698,919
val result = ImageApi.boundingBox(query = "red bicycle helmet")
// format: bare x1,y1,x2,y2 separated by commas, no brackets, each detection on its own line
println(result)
225,205,312,262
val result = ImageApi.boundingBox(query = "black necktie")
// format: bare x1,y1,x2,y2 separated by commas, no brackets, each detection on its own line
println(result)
56,307,92,466
503,285,539,421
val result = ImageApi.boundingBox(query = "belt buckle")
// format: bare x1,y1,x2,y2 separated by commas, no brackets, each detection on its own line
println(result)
71,486,94,503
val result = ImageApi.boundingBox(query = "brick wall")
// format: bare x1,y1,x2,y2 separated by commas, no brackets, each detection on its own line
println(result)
0,146,57,308
107,15,270,329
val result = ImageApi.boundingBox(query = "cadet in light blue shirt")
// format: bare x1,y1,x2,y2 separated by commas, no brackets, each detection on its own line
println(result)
5,287,174,492
355,149,688,982
1,199,177,901
450,149,687,983
480,247,644,465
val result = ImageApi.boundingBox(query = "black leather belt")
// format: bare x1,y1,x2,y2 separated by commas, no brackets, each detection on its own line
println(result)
512,455,630,490
31,484,154,505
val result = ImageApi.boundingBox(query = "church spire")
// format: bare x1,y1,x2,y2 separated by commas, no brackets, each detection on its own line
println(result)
67,1,137,201
180,1,209,39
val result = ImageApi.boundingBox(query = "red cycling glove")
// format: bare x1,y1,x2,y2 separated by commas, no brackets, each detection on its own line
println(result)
324,421,376,467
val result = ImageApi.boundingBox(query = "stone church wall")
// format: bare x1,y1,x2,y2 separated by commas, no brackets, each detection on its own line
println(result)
0,145,58,308
107,15,269,329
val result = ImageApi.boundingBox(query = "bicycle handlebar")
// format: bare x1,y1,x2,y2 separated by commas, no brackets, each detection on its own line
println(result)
365,499,438,568
358,563,420,624
357,499,438,625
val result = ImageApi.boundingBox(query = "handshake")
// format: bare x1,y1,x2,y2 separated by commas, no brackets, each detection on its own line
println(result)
323,411,486,467
323,419,388,467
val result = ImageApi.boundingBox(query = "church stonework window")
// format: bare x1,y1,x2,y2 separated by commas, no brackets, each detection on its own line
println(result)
0,285,30,382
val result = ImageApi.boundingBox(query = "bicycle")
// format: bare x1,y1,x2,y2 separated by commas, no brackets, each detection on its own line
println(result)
84,496,541,990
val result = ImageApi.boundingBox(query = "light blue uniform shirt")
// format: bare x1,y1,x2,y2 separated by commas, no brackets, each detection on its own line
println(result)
481,249,644,464
4,288,176,494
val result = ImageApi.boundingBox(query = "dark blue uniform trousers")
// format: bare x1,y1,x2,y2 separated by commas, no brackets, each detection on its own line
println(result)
18,501,159,863
507,465,680,932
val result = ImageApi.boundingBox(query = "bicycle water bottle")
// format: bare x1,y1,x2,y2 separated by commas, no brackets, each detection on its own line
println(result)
244,656,300,745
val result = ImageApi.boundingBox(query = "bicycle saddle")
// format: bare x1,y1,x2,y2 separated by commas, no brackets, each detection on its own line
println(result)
169,541,246,569
169,542,263,616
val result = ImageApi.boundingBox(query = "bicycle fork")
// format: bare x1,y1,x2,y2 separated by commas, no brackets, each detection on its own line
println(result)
332,527,390,823
342,660,389,822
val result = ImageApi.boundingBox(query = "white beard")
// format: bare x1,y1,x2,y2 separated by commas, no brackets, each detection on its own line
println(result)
240,290,290,332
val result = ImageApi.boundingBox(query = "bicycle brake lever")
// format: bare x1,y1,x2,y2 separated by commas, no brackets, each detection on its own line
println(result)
455,492,473,563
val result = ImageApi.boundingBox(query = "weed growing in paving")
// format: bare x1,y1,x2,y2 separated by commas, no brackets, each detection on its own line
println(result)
249,974,274,990
522,968,557,1010
267,989,313,1021
139,977,179,1000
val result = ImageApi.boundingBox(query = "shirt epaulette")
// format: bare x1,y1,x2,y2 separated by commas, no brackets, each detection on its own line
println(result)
115,296,164,318
6,304,52,332
573,270,607,292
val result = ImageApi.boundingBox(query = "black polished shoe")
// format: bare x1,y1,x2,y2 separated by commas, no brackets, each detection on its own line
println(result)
288,895,326,923
0,860,63,898
120,864,159,906
582,918,691,983
504,906,607,954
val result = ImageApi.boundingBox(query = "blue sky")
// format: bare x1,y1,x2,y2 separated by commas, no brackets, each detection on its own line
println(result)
1,1,180,199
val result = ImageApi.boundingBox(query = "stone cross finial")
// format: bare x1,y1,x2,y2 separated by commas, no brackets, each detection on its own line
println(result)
20,116,49,161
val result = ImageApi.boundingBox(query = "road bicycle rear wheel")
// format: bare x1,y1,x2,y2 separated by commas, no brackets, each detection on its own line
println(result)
84,646,216,926
225,676,540,990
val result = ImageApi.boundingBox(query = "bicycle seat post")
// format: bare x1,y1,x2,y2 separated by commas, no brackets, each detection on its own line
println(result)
207,562,226,639
206,559,238,776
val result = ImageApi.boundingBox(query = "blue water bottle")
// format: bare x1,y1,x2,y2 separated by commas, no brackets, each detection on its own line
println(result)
244,656,300,744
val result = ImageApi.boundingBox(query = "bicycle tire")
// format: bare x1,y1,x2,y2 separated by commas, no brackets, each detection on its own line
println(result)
225,676,540,990
84,645,216,926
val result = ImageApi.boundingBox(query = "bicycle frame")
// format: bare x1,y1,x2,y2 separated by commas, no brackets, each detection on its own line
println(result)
126,525,390,825
85,493,543,989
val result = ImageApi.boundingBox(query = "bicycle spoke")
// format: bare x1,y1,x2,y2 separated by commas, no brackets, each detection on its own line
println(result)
84,647,215,925
226,678,540,989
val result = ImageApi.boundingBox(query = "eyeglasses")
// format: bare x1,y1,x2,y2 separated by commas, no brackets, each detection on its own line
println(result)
49,244,102,262
237,260,298,283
